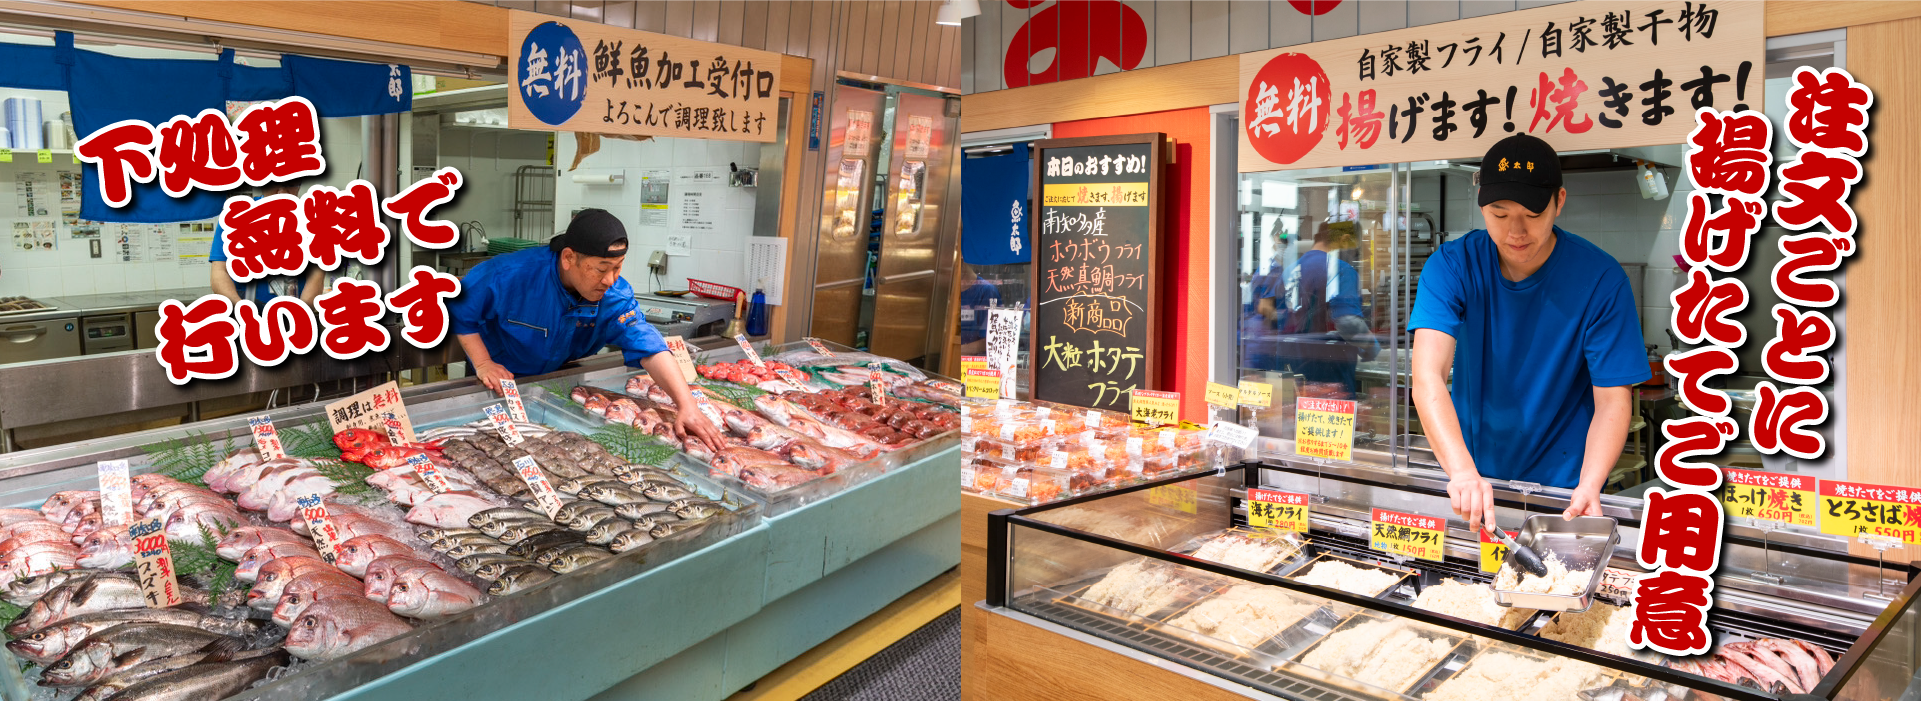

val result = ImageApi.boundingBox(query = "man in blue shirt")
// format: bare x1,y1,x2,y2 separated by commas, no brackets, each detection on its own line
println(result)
209,181,324,306
1407,135,1649,530
1278,220,1377,396
450,208,723,451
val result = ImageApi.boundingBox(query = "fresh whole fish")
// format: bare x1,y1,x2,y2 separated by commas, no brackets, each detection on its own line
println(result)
444,540,512,558
578,483,651,506
608,530,656,553
497,521,570,545
37,624,239,686
649,520,707,540
546,546,615,574
328,513,414,543
554,499,617,523
75,524,133,569
638,481,698,503
247,556,336,609
69,512,105,542
488,566,556,596
362,555,443,604
215,526,306,560
266,475,340,522
469,558,539,581
272,575,365,627
1756,638,1823,690
669,499,723,521
732,462,822,492
469,506,549,531
1795,639,1836,676
406,491,505,528
236,463,320,511
385,567,487,619
7,575,155,637
284,596,413,661
556,477,623,496
69,651,220,701
335,535,421,578
0,508,49,527
627,512,683,532
41,491,100,526
1727,640,1805,693
0,541,80,580
416,526,484,545
1719,645,1803,694
6,608,257,664
202,448,263,493
234,541,325,582
102,647,290,701
3,569,121,607
457,553,528,575
533,543,602,567
163,503,245,546
584,520,636,546
558,505,619,531
613,500,674,520
506,530,586,558
429,533,507,553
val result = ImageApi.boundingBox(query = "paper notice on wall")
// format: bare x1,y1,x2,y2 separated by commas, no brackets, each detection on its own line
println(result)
15,172,52,217
639,169,671,227
115,224,145,262
904,115,935,159
844,110,874,158
665,233,692,256
670,170,720,256
148,225,178,261
177,222,214,266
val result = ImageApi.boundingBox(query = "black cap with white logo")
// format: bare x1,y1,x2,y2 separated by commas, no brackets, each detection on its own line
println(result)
548,208,630,258
1476,134,1563,215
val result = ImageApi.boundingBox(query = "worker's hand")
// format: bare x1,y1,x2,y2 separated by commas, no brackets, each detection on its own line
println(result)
474,361,514,394
1448,472,1499,532
676,408,727,455
1564,486,1605,520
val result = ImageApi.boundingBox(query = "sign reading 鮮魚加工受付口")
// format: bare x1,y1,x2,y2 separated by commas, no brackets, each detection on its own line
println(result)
1238,1,1764,172
1028,134,1162,413
507,10,782,143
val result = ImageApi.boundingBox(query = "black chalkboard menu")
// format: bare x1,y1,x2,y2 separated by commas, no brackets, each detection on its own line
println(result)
1026,133,1164,412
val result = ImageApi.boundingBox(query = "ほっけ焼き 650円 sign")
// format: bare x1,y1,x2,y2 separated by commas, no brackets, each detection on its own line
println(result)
1238,1,1764,172
508,10,783,143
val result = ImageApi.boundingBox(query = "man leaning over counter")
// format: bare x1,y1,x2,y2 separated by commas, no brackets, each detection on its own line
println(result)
1407,134,1650,531
448,208,725,452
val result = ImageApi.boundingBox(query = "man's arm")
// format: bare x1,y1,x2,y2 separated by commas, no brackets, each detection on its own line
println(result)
1413,328,1497,531
1568,385,1632,519
637,351,726,452
209,264,242,304
458,333,512,393
300,267,326,306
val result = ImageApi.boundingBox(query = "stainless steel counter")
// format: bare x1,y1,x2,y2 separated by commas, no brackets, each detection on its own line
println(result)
49,286,204,316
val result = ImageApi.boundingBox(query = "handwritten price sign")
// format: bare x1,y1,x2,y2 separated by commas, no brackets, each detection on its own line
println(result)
96,460,133,528
248,416,287,460
1722,468,1816,528
1247,489,1308,532
1820,479,1920,545
405,453,451,494
484,404,524,446
130,517,183,607
1371,508,1444,561
1204,382,1239,410
297,494,346,565
514,455,566,518
664,335,699,382
500,379,530,422
1295,397,1356,462
1130,389,1181,426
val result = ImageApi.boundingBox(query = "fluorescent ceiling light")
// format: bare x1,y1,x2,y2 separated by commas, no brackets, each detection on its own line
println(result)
936,0,980,26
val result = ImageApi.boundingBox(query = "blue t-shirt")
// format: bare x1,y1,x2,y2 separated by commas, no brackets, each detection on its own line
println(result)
447,247,669,376
209,225,307,305
1406,227,1649,489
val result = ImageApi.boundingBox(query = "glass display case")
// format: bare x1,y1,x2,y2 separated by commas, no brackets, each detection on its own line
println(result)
987,466,1921,701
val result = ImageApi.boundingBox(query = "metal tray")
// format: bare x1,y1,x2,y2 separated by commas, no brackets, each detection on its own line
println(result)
1286,551,1418,599
1490,515,1619,613
1287,613,1471,695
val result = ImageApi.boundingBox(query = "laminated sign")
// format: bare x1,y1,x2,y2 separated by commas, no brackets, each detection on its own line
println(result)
1028,133,1163,412
1129,389,1180,426
1820,479,1919,545
1722,468,1816,528
1480,529,1517,573
508,10,782,142
1295,397,1356,461
1246,489,1309,532
1371,508,1444,561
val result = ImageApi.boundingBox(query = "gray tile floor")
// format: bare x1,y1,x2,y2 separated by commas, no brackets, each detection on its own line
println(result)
801,608,961,701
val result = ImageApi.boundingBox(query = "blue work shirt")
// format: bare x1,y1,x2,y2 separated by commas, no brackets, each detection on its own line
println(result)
209,225,308,305
448,247,668,376
1406,227,1649,490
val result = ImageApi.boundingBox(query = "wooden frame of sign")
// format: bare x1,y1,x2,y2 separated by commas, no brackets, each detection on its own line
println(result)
1025,132,1164,412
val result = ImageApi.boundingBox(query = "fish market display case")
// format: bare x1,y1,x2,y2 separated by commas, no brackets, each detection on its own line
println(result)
0,344,961,701
984,464,1921,701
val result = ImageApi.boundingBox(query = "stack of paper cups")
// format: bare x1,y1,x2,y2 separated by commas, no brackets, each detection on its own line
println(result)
3,97,44,149
44,121,73,150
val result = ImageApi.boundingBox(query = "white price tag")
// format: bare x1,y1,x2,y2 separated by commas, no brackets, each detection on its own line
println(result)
405,453,451,493
381,413,405,445
1206,421,1259,450
500,379,529,423
513,455,565,518
296,494,346,565
484,404,523,446
248,416,287,460
96,460,132,527
804,337,835,356
129,518,182,606
688,388,726,427
735,334,767,368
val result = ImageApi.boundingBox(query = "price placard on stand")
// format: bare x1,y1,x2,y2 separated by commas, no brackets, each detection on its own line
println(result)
1295,397,1356,462
1130,389,1180,426
1370,508,1444,561
1246,489,1308,532
405,454,451,493
129,517,182,607
324,381,414,443
1722,468,1816,528
959,356,988,376
500,379,530,423
296,494,346,565
663,336,699,382
513,455,566,518
1479,529,1516,573
964,369,1002,399
735,335,766,367
804,337,836,356
1206,421,1259,450
1238,381,1273,408
1597,566,1643,603
483,404,523,446
96,460,132,528
248,416,287,460
1147,482,1197,514
1820,479,1919,544
1204,382,1239,410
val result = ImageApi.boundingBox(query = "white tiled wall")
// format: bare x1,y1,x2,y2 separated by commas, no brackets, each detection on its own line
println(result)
1435,166,1687,353
432,126,550,246
552,134,763,297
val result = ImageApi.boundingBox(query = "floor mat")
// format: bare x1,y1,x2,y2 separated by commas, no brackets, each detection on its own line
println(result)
800,608,961,701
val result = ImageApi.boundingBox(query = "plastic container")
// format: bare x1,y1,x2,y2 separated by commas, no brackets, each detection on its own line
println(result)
963,431,1093,463
965,455,1074,504
745,288,768,336
687,278,745,301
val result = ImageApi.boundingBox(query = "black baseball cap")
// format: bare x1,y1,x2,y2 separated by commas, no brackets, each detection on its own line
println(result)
1476,134,1563,214
548,208,630,258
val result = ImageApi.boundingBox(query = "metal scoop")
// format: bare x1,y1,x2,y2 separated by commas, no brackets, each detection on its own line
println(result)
1485,525,1548,577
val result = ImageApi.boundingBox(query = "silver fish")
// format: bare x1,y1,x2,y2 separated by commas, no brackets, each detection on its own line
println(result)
415,526,484,545
427,533,504,552
496,521,569,545
6,609,254,664
457,553,529,575
547,546,616,574
578,483,651,506
609,530,656,553
584,520,636,546
669,499,723,520
628,512,684,531
506,531,586,558
3,568,121,607
556,477,623,496
38,624,239,686
640,481,699,503
469,558,537,581
10,576,153,637
444,540,512,558
612,500,673,520
650,520,707,539
468,506,549,530
70,652,216,701
101,648,289,701
534,544,607,568
488,566,555,596
558,505,619,531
